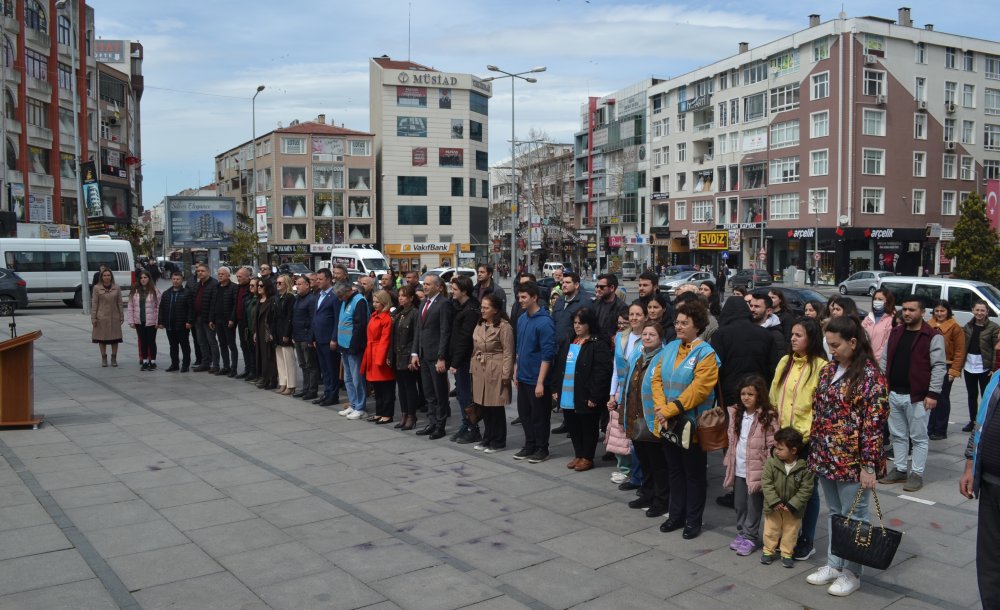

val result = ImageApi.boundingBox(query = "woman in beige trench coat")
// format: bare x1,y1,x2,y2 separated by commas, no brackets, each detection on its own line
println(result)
470,293,514,453
91,269,124,367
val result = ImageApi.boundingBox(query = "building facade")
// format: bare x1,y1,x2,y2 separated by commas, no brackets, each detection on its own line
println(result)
649,9,997,283
214,116,376,267
1,1,142,237
370,56,492,272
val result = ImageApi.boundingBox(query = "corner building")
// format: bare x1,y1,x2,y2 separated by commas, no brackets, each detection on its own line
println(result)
648,9,1000,283
370,56,492,272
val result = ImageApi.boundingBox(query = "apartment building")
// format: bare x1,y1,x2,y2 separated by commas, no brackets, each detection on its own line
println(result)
648,8,998,283
214,115,376,267
370,56,492,272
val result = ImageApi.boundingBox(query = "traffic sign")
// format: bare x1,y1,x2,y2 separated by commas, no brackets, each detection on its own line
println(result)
721,252,729,260
813,252,821,261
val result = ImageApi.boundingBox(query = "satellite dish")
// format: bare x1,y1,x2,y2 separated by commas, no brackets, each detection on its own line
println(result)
838,215,849,226
681,229,689,236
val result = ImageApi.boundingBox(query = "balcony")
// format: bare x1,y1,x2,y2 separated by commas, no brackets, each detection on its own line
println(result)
26,124,53,147
2,67,20,85
677,93,712,114
5,117,20,135
2,15,19,35
28,173,54,189
26,77,51,97
24,27,49,49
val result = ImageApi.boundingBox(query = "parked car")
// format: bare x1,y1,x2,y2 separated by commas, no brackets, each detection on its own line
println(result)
658,270,715,296
766,286,827,316
0,268,28,312
663,264,695,276
620,261,638,281
838,270,896,296
420,267,476,283
877,276,1000,326
542,262,566,278
729,269,773,291
278,262,313,276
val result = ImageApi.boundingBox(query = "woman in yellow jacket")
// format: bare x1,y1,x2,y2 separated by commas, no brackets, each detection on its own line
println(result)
651,300,720,540
768,316,827,562
927,299,966,441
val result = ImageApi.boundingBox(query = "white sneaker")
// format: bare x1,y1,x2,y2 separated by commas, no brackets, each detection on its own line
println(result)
346,410,364,420
338,407,353,416
807,566,843,586
827,571,861,597
610,472,628,484
473,444,487,451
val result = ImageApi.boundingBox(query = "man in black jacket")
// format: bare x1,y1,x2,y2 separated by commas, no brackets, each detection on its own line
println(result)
592,273,628,341
190,263,220,373
710,296,783,405
448,275,481,444
474,263,506,312
292,275,319,400
231,267,255,379
158,271,192,372
212,267,238,376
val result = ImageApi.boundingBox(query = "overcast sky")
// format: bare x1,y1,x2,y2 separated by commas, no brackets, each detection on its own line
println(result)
91,0,996,209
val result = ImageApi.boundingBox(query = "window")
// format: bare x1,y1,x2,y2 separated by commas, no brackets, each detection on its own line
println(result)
742,128,767,153
312,166,342,189
965,50,976,72
915,77,926,102
811,111,829,138
769,51,800,75
863,70,884,96
450,177,463,196
769,120,799,149
945,81,957,104
25,0,45,32
743,61,767,84
475,150,488,171
397,205,428,225
397,176,427,196
862,109,885,136
652,94,663,114
677,143,687,162
916,42,927,64
911,190,926,214
717,103,727,128
946,47,957,69
811,150,829,176
470,120,483,142
674,200,687,220
811,72,829,100
653,147,663,166
814,40,829,62
678,114,686,131
984,160,1000,179
715,136,726,156
718,72,728,90
730,99,738,125
349,140,370,156
449,119,463,139
470,92,488,115
653,119,663,137
743,92,766,121
961,156,975,180
348,168,370,190
862,149,884,175
692,200,713,223
986,124,1000,150
913,151,926,177
809,188,829,213
964,84,976,108
769,156,800,184
861,188,885,214
865,34,885,55
57,15,71,45
25,49,47,81
988,55,1000,80
469,178,476,198
945,118,956,142
914,113,927,139
943,154,957,179
439,206,452,225
663,117,671,136
663,145,670,163
769,193,800,220
26,98,47,127
942,191,957,215
987,89,1000,115
482,180,488,198
963,120,975,144
281,137,306,154
770,83,799,112
439,148,463,167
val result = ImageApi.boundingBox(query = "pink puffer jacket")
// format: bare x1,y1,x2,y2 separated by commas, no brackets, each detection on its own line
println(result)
723,405,778,494
605,409,631,456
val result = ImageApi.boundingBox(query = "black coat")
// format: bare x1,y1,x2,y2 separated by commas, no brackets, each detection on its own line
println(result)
291,291,316,343
593,295,628,342
390,305,419,370
212,281,238,324
551,336,614,411
188,277,218,324
449,297,481,369
157,287,192,331
710,296,783,405
271,293,295,346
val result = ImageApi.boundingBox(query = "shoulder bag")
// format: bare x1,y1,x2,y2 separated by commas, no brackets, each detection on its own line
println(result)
830,488,902,570
695,381,728,451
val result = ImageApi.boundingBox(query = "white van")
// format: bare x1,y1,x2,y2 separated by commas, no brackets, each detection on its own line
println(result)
621,261,638,280
316,248,390,278
0,237,134,307
877,276,1000,326
542,262,565,278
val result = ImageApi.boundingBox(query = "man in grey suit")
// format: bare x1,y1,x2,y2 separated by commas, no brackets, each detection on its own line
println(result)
413,274,453,440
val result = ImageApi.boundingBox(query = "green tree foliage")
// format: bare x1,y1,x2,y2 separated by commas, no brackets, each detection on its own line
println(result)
117,224,148,259
945,192,1000,285
227,228,258,266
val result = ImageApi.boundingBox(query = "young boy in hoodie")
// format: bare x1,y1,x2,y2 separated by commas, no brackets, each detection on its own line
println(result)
761,427,815,567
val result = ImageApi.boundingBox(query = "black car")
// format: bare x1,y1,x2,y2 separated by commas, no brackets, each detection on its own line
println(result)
729,269,773,291
767,286,826,316
0,268,28,312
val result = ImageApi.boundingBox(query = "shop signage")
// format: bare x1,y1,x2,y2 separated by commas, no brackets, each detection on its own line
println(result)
878,241,903,252
269,245,308,254
607,235,624,248
651,192,670,201
696,230,729,250
728,229,741,251
787,228,815,239
397,72,458,86
720,222,765,230
865,228,895,239
400,242,452,253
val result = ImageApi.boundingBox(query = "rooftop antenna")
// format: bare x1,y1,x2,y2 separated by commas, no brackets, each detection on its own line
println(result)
407,1,412,60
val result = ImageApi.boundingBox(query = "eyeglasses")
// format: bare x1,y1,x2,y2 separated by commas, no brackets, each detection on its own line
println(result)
595,284,609,289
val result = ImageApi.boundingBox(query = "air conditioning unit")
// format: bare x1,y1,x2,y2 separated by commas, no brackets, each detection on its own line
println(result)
917,100,928,110
865,54,878,65
945,102,957,114
312,153,342,163
945,141,957,151
876,94,887,105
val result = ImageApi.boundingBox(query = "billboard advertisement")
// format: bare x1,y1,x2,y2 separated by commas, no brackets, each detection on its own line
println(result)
165,196,236,248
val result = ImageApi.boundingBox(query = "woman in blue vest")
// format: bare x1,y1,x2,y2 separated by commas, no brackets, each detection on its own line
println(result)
617,320,670,518
608,302,647,486
551,307,613,472
652,300,721,540
337,282,370,419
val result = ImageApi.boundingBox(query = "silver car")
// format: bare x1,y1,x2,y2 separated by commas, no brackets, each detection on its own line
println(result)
659,270,715,296
838,271,895,296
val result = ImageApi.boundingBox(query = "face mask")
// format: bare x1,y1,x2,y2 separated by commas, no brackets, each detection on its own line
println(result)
872,300,885,312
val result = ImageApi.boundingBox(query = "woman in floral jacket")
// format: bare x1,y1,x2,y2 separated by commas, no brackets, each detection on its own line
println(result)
806,315,888,598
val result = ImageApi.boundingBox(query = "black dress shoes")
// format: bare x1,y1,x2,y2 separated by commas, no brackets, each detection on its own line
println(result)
228,369,238,378
428,426,446,440
165,365,179,372
628,498,652,510
415,425,435,436
682,524,702,539
318,397,336,407
659,519,684,533
292,390,306,398
551,423,568,434
300,392,318,401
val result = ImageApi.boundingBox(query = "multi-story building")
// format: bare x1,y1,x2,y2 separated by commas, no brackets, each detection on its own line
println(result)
214,115,376,267
1,2,143,236
370,56,492,272
575,79,661,274
649,8,995,283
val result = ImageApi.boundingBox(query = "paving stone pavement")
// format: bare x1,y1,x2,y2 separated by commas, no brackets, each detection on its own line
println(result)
0,310,985,609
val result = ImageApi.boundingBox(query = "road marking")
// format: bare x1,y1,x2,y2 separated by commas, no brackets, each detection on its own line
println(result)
898,494,936,505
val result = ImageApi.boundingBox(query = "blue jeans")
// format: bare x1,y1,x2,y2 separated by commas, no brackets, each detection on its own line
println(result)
818,476,870,577
341,351,366,412
454,363,474,428
627,443,644,486
799,484,821,544
888,391,930,475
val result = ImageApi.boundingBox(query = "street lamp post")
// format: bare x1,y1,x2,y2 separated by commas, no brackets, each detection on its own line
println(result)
482,65,544,278
252,85,265,266
56,0,89,314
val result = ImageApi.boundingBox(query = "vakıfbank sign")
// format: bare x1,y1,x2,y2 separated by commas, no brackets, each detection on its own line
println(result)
384,69,491,95
400,242,453,253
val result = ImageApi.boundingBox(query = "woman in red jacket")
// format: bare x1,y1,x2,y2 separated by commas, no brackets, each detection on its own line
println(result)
362,290,396,424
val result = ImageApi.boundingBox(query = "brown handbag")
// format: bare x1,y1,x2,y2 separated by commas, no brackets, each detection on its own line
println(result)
695,383,728,451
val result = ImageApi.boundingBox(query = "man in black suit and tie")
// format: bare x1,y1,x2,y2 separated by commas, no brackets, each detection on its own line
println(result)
311,268,341,407
413,274,453,439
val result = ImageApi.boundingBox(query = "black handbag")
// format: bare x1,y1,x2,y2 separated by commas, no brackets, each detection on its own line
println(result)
659,417,691,449
830,488,902,570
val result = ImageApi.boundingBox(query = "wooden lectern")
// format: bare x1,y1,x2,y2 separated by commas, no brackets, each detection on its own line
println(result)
0,330,43,429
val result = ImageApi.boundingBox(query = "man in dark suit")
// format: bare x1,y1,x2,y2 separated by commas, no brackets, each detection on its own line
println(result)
413,274,453,439
191,263,220,372
311,268,341,407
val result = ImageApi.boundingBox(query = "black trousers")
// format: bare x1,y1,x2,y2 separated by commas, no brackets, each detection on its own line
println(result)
194,321,220,368
420,361,451,427
216,322,238,370
294,341,319,393
517,382,551,451
395,368,420,416
966,370,991,423
633,439,670,510
165,328,190,367
373,380,396,418
238,319,254,376
565,409,601,460
135,325,158,361
663,441,708,527
979,480,1000,608
927,376,954,436
481,405,507,448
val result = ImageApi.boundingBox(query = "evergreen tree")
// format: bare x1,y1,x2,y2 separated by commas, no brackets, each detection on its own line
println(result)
945,192,1000,285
